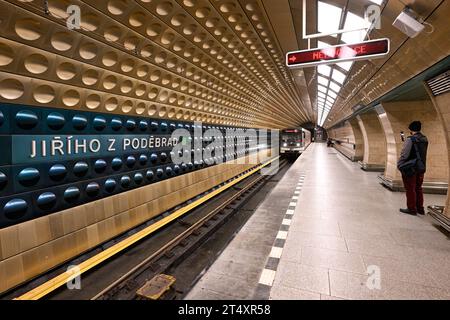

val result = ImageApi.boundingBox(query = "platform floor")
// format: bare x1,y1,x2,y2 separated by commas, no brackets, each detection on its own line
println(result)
185,143,450,300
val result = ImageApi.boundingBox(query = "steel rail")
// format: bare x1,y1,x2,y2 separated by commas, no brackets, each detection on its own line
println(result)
14,156,280,300
92,160,283,300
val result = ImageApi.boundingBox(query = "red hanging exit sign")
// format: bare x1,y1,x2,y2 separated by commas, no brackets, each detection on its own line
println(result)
286,38,390,68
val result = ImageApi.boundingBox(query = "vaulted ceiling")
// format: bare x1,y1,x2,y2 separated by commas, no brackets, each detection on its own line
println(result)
0,0,313,130
267,0,449,129
0,0,448,130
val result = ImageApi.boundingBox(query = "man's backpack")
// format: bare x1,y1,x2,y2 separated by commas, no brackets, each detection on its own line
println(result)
397,137,426,177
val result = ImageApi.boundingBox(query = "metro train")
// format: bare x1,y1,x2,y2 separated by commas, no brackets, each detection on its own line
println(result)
280,128,312,156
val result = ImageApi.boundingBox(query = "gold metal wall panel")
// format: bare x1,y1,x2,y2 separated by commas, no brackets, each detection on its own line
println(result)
426,88,450,216
328,0,449,128
379,100,448,183
357,110,386,166
0,0,312,129
0,149,274,294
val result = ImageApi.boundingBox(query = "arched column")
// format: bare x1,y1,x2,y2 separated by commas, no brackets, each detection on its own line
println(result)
377,100,448,193
425,80,450,219
349,118,364,161
356,110,386,171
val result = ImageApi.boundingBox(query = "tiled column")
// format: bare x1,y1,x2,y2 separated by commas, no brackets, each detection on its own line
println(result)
377,100,448,193
426,87,450,217
356,110,386,171
349,118,364,161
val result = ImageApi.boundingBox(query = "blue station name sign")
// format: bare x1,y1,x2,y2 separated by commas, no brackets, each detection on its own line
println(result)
0,102,271,230
8,135,180,165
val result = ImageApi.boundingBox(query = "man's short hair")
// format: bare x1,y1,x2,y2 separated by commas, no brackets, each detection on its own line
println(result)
408,121,421,132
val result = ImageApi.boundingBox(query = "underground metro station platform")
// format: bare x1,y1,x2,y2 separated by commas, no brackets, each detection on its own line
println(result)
0,0,449,310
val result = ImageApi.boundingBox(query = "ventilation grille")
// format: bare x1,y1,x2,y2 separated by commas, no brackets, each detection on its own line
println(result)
427,70,450,96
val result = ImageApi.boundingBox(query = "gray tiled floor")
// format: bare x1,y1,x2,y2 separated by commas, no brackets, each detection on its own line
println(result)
186,143,450,300
186,148,306,300
271,144,450,300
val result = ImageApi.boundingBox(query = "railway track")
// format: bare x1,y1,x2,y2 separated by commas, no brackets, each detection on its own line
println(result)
93,159,287,300
8,157,289,300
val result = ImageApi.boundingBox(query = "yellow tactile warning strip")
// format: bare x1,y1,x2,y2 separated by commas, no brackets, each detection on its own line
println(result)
14,156,279,300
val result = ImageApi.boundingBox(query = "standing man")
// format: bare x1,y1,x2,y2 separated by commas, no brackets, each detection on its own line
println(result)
397,121,428,215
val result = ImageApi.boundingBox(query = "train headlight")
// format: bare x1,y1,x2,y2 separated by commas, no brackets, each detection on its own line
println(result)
283,143,287,147
296,143,300,147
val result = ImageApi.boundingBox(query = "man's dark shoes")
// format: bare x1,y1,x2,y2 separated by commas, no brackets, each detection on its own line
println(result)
400,208,417,215
417,210,425,215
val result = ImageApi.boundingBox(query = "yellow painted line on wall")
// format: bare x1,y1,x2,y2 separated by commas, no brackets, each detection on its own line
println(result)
15,157,279,300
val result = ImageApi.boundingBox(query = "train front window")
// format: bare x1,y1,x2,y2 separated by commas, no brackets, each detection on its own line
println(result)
282,135,297,141
282,133,302,147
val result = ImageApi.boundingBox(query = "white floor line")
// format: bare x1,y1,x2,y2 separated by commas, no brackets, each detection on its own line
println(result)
259,171,306,293
259,269,276,286
269,247,283,259
276,231,288,240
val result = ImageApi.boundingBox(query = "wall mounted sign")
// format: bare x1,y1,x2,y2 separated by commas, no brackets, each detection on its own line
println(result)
0,103,269,229
9,135,179,164
286,38,390,68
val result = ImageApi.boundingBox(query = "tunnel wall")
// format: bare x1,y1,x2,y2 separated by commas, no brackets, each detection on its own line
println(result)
0,0,292,295
325,1,450,130
356,111,386,170
303,128,312,149
0,0,302,129
0,148,273,294
378,101,449,188
349,118,364,161
328,121,361,161
426,88,450,216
